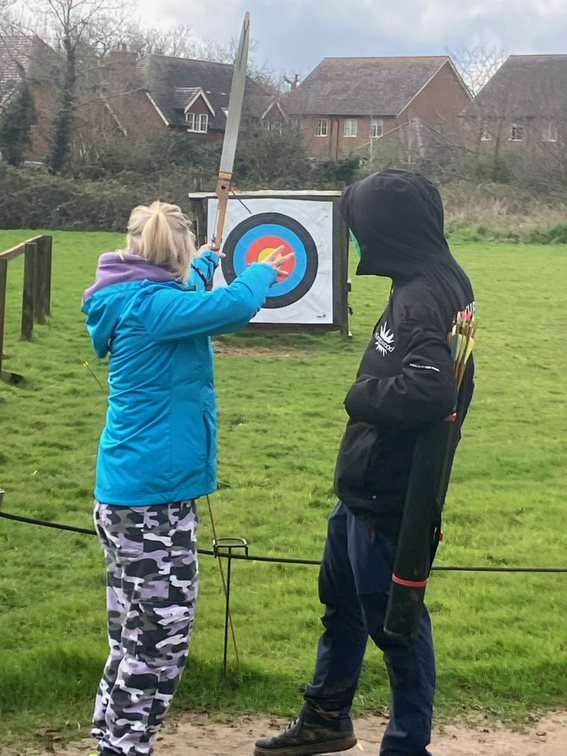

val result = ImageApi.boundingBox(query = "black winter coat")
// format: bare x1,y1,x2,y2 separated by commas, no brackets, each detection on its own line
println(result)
335,170,475,532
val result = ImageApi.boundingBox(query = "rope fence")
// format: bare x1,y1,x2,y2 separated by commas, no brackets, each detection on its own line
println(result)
2,501,566,674
2,509,566,573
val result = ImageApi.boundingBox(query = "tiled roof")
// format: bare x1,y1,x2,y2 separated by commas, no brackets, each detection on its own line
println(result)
0,35,61,92
137,55,266,129
285,56,452,116
462,55,567,119
171,86,201,110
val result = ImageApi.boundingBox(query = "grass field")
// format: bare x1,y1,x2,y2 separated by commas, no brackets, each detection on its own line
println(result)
0,230,566,745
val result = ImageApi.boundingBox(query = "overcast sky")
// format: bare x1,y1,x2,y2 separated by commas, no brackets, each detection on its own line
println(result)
136,0,567,75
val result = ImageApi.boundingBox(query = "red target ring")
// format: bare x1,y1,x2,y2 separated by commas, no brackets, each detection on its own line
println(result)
246,235,296,277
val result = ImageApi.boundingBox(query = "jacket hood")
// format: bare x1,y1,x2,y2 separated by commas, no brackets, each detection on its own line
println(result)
82,252,178,358
340,169,451,280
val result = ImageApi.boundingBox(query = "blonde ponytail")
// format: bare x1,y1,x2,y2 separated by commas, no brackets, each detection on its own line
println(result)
126,201,196,281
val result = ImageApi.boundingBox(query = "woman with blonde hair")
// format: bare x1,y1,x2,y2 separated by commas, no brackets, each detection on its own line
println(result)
82,201,291,756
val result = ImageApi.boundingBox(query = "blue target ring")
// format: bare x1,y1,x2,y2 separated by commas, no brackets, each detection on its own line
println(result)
221,212,319,309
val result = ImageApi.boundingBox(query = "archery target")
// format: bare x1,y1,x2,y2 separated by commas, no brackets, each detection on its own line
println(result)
208,198,334,325
221,212,318,309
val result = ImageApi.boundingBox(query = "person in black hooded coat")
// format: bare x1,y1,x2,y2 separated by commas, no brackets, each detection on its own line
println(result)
254,170,475,756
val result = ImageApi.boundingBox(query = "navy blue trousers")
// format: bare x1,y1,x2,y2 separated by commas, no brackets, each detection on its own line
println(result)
300,502,435,756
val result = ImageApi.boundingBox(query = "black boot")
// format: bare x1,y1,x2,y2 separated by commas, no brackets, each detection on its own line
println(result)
254,717,357,755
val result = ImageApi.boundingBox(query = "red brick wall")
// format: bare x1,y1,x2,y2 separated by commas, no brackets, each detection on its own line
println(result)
460,113,559,154
296,62,471,159
399,62,471,140
299,114,397,158
110,91,165,137
24,83,58,161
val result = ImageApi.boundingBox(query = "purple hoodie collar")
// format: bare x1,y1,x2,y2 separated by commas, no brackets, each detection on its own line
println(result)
83,252,179,303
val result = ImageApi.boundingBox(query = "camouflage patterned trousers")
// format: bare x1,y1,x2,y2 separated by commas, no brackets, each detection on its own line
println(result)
92,499,199,756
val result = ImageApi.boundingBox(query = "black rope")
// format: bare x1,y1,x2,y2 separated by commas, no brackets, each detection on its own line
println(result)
0,511,97,536
1,510,567,573
0,512,567,573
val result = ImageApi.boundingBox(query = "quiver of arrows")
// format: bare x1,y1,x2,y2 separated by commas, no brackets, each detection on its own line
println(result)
383,309,477,640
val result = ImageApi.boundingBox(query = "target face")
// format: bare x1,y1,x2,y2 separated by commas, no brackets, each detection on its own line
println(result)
221,212,319,309
208,197,336,325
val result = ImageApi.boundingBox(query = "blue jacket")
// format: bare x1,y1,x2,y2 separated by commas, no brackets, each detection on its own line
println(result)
82,251,277,506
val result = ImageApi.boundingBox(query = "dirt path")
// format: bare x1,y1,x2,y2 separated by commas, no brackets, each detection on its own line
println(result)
21,710,567,756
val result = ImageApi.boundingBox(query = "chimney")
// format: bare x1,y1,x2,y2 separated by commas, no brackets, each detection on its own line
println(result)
104,44,139,90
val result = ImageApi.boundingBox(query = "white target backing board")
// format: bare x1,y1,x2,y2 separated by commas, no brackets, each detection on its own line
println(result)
206,196,340,326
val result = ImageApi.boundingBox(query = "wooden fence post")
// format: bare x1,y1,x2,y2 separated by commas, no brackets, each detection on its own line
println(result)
35,236,52,324
21,242,38,340
0,259,7,375
43,235,52,317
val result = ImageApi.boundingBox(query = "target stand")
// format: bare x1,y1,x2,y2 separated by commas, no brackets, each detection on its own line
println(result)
188,191,350,335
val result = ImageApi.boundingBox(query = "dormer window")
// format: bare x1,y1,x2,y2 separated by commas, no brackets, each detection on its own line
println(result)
186,112,208,133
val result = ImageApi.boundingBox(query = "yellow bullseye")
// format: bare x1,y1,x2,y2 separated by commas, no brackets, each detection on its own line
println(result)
257,247,282,262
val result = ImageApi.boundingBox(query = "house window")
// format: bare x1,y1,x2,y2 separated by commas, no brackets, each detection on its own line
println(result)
371,118,383,138
543,123,558,142
314,118,328,137
509,124,524,142
186,112,208,133
344,118,358,137
480,124,492,141
262,120,283,133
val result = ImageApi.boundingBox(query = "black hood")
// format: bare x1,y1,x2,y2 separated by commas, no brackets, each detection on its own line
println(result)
340,169,451,280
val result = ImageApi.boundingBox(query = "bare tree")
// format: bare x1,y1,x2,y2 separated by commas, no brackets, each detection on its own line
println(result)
0,0,16,20
449,45,506,95
31,0,127,171
117,22,194,59
283,73,300,91
193,36,280,92
77,0,134,58
0,0,27,36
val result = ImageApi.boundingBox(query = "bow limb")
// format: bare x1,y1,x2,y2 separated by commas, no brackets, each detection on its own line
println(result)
210,12,250,252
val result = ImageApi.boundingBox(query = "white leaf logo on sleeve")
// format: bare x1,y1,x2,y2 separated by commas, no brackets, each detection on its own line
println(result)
375,322,395,355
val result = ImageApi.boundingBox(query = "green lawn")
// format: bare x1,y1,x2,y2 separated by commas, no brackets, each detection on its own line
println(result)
0,230,566,744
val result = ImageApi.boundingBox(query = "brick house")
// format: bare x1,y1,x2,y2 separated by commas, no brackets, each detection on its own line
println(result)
0,35,62,161
135,54,268,143
76,48,268,149
459,55,567,153
75,46,167,156
1,38,272,164
285,56,472,159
